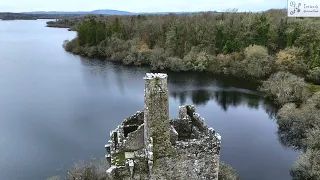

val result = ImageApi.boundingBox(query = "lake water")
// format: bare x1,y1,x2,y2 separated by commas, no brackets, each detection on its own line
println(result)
0,19,298,180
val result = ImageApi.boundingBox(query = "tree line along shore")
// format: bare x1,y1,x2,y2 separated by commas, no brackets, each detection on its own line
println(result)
49,9,320,180
0,13,78,20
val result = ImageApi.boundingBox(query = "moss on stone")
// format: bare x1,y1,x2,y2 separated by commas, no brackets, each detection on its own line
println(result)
170,149,179,158
113,152,126,166
144,75,172,159
155,77,159,86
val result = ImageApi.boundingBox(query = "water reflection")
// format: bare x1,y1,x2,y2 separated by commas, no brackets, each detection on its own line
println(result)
277,128,300,150
276,121,307,152
170,88,278,118
79,58,278,120
262,100,279,120
191,89,211,106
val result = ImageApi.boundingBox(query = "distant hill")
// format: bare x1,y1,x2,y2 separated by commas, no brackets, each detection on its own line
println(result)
22,9,222,16
24,9,134,15
16,8,274,16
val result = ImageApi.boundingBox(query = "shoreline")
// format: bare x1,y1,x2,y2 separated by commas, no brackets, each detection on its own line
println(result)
47,11,320,179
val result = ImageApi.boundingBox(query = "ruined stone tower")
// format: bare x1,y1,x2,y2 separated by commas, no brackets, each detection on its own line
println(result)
105,73,221,180
143,73,172,158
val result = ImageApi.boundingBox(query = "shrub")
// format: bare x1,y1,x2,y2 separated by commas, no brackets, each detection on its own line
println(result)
122,48,141,65
47,176,61,180
194,52,209,72
307,67,320,84
66,158,110,180
123,53,137,65
243,45,275,79
219,162,240,180
165,57,186,71
228,60,247,77
205,53,245,77
260,72,311,105
244,45,268,60
277,103,309,149
138,51,153,65
277,92,320,149
277,93,320,180
71,46,85,55
110,51,128,62
306,126,320,150
291,150,320,180
86,46,99,57
276,47,308,76
97,39,110,56
63,38,78,52
306,91,320,109
207,54,230,74
138,39,150,52
105,37,130,59
47,158,110,180
228,52,245,62
207,54,226,74
148,47,169,70
182,48,199,71
227,53,247,77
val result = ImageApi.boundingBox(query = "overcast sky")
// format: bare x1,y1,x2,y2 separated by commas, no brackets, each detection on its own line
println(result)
0,0,288,13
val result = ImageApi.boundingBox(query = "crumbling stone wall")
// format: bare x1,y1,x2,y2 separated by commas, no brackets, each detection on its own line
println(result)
180,105,209,134
151,138,220,180
105,73,221,180
120,125,144,151
171,105,211,140
170,118,193,140
122,111,144,126
107,111,145,166
143,73,172,158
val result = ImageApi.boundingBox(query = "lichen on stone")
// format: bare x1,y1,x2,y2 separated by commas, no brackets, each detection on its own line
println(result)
112,152,126,166
105,73,221,180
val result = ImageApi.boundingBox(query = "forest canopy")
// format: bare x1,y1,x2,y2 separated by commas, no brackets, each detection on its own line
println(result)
63,9,320,83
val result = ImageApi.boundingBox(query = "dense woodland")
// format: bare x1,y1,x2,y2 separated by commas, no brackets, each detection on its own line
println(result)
60,9,320,180
63,9,320,84
46,17,82,30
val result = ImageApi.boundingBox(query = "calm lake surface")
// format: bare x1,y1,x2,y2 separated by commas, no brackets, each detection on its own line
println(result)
0,19,298,180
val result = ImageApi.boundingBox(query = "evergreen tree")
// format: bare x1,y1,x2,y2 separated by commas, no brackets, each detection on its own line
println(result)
96,22,106,44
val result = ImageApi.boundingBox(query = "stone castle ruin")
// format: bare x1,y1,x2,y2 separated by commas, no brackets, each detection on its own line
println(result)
105,73,221,180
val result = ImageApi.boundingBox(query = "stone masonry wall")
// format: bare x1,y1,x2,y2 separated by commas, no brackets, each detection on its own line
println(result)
106,73,221,180
120,125,144,152
121,111,144,126
143,73,172,158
